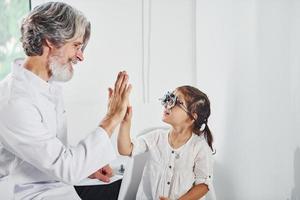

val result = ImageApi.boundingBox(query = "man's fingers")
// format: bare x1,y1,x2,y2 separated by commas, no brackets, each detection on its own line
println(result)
113,71,122,93
88,174,95,179
114,71,126,94
119,74,128,94
94,171,110,182
108,87,113,99
102,165,113,177
118,72,127,94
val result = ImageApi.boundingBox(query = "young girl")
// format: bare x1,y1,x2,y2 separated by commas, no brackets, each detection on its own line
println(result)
118,85,214,200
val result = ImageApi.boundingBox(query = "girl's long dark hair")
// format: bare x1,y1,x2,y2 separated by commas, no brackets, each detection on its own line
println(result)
177,85,214,152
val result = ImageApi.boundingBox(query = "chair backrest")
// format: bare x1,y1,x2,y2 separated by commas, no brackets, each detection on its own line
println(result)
117,126,169,200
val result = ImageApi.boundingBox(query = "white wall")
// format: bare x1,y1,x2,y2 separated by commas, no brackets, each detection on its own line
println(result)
31,0,300,199
196,0,300,199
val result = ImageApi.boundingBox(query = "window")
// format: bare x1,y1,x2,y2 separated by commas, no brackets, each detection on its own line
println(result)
0,0,30,80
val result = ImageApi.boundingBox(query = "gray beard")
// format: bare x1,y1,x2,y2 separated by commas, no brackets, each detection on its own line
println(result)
49,56,74,82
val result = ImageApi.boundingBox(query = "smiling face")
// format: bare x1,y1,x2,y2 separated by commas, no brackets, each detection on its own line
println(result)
162,90,194,127
48,36,84,82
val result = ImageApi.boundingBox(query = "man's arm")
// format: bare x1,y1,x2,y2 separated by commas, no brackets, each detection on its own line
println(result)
0,100,115,185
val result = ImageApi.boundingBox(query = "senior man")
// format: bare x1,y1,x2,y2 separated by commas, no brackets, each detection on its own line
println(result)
0,2,131,199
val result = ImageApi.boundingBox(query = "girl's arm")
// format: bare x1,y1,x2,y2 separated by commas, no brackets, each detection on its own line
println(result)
117,106,133,156
178,183,209,200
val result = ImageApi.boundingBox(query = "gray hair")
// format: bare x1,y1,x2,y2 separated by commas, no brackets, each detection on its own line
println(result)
20,2,91,56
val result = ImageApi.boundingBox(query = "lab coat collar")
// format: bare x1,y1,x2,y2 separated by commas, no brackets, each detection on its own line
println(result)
11,58,61,98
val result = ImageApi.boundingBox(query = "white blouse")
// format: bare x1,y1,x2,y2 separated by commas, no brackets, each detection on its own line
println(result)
132,129,215,200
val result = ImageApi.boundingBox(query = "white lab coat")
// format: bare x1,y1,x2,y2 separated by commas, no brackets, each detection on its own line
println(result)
0,61,116,199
